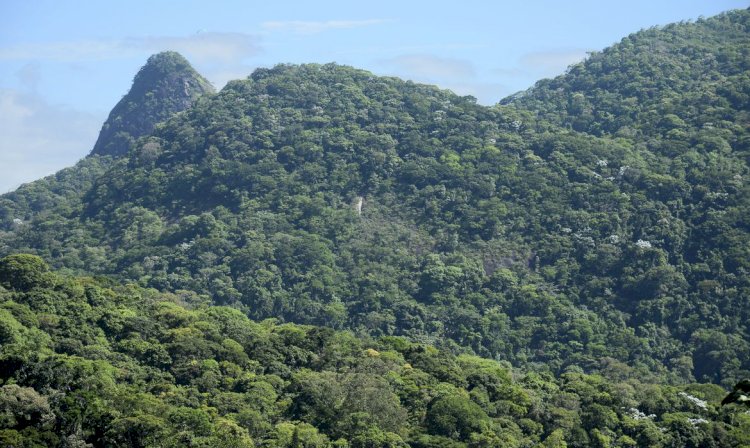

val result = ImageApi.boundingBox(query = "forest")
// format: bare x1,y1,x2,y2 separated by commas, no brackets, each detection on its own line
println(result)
0,8,748,447
1,253,748,446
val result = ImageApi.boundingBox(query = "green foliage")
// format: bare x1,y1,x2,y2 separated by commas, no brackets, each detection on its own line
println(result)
3,9,750,391
426,393,490,440
0,254,52,291
9,47,747,385
0,259,742,446
0,8,749,447
0,385,54,430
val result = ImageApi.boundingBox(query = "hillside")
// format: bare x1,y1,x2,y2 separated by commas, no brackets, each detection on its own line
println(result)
0,254,746,447
0,8,749,447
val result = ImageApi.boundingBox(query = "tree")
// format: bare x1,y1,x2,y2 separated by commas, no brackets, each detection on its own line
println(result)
0,254,53,291
425,393,490,440
0,385,54,430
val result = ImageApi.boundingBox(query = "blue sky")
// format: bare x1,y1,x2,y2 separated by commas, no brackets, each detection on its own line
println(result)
0,0,747,193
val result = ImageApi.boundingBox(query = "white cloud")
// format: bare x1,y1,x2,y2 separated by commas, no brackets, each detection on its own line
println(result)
0,40,123,62
16,62,41,91
519,49,588,75
0,89,103,193
261,19,388,34
143,33,260,89
137,32,261,63
204,66,257,90
491,48,590,96
376,55,508,104
492,66,526,77
439,81,510,103
0,32,261,64
0,32,265,193
382,54,476,80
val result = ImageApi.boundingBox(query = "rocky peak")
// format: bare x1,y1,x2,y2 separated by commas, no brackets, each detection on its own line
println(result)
90,51,214,157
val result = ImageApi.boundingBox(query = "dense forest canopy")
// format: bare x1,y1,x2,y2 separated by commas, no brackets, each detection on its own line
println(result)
0,8,748,447
1,254,747,446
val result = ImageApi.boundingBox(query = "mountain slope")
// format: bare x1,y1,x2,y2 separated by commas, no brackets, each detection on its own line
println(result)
1,9,750,448
1,254,742,447
1,10,749,393
91,51,214,157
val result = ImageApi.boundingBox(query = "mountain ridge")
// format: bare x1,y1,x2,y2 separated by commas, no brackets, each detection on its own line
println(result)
0,4,747,384
2,10,748,386
1,8,749,447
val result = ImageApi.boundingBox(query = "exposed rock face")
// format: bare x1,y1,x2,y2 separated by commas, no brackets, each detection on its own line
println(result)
90,51,214,157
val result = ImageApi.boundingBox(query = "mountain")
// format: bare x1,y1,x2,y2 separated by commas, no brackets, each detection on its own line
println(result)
90,51,214,157
1,8,749,447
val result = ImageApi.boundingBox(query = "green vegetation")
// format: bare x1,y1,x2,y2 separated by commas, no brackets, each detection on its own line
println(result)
0,8,749,446
502,11,749,141
0,254,746,447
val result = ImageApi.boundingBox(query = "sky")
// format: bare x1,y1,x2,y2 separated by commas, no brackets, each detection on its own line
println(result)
0,0,747,193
